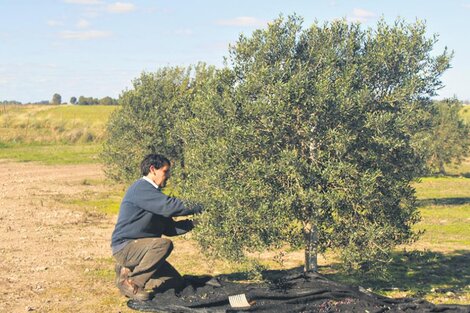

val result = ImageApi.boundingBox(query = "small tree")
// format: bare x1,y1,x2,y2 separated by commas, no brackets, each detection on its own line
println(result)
101,64,215,182
180,16,451,272
70,96,77,104
51,93,62,105
427,99,470,174
103,16,452,273
78,96,87,105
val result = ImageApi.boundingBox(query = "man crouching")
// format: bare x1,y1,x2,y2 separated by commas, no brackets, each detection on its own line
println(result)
111,153,201,300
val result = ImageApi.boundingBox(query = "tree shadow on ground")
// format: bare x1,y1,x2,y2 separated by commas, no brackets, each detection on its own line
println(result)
436,172,470,179
219,266,305,282
323,249,470,298
417,198,470,206
214,250,469,301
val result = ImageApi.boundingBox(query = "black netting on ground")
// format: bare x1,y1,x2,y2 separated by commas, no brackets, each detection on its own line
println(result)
128,272,469,313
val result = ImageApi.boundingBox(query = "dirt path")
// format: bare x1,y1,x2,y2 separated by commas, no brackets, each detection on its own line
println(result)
0,160,128,313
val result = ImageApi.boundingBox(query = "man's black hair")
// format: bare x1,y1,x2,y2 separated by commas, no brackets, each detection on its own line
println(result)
140,154,171,176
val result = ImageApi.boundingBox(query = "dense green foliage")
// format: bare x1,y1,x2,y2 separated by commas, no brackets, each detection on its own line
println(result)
426,99,470,174
101,66,211,182
102,16,453,272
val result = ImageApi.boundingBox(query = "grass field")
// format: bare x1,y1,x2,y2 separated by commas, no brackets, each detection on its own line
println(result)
0,104,116,144
0,142,102,164
0,104,117,163
1,104,469,305
461,105,470,124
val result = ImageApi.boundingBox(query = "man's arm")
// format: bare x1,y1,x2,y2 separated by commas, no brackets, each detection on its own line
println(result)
133,182,202,217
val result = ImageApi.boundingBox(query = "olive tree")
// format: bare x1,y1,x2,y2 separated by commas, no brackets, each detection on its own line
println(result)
103,15,452,273
426,99,470,174
179,16,451,272
101,64,216,182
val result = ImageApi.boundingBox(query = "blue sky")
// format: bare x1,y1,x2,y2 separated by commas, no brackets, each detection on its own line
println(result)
1,0,469,103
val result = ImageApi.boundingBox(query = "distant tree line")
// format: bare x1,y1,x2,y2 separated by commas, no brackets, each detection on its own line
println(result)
71,95,119,105
1,100,23,105
2,95,118,106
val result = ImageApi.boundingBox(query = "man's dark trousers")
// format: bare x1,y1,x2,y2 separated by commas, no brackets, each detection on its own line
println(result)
113,237,184,291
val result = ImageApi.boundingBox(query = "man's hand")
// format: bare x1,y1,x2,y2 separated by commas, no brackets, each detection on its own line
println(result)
164,219,194,236
185,200,204,214
191,203,204,214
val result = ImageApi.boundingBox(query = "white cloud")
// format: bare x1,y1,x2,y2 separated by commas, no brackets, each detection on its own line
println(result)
47,20,63,27
63,0,102,4
464,3,470,9
346,8,377,23
216,16,265,27
59,30,111,40
107,2,136,13
348,8,377,23
76,19,90,28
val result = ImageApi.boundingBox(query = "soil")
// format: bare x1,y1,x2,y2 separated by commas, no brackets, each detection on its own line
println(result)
0,160,129,313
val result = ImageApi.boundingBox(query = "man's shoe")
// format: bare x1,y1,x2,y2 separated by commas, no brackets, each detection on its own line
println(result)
119,279,151,301
206,277,222,287
114,264,131,287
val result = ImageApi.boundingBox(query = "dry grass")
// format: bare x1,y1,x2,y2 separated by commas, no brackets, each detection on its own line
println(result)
0,104,116,144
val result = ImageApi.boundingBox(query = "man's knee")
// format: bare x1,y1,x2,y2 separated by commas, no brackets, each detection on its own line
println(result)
152,238,173,255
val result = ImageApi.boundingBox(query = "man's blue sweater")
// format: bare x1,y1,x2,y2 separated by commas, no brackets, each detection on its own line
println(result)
111,178,197,253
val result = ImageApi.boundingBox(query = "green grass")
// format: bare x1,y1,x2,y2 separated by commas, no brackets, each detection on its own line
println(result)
324,249,470,304
0,104,117,164
0,142,102,164
412,204,470,250
414,176,470,199
65,190,122,214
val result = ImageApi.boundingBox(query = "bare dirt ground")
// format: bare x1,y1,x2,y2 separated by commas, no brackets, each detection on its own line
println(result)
0,160,129,313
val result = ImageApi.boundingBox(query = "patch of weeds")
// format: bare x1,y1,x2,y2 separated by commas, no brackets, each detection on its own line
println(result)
82,257,115,282
85,268,115,281
74,196,121,215
57,183,125,215
81,179,92,186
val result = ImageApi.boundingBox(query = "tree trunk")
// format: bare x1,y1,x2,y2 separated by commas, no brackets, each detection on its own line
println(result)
303,223,318,272
438,161,446,175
